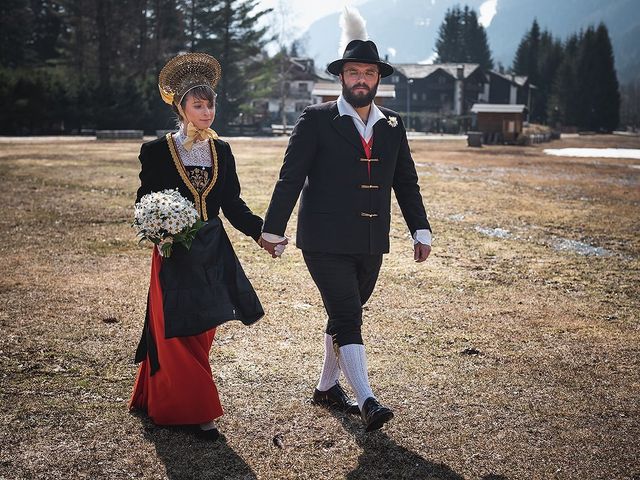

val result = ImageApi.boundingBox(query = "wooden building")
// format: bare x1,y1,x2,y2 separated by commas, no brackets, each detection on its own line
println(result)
470,104,528,143
311,82,396,104
249,57,325,129
382,63,489,116
487,71,535,116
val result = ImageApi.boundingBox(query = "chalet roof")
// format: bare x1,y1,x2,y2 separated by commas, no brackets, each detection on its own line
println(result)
393,63,482,80
470,103,528,113
314,68,335,82
513,75,529,87
279,57,316,81
312,82,396,98
488,70,534,88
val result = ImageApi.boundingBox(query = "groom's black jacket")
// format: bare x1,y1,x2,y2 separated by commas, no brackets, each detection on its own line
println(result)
263,101,430,255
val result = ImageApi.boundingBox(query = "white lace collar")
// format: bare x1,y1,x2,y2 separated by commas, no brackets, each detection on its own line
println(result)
171,124,212,167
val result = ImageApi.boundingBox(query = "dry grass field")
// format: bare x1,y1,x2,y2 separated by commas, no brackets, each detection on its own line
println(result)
0,133,638,480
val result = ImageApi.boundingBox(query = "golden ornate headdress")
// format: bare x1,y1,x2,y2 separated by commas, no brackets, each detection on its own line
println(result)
158,52,222,107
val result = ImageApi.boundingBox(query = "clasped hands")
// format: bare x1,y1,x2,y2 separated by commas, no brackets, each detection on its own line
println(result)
258,235,288,258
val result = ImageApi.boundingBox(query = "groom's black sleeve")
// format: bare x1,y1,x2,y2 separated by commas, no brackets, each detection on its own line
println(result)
392,115,431,235
262,107,318,236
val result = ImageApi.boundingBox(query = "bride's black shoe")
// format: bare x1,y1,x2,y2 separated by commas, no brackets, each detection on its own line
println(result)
194,426,221,442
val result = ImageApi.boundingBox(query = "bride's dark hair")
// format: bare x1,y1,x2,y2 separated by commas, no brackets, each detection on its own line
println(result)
172,86,216,126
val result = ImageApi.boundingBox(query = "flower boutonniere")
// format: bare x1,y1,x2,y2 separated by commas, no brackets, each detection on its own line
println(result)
387,116,398,128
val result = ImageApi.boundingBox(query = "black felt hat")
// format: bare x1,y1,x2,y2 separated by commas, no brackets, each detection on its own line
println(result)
327,40,394,78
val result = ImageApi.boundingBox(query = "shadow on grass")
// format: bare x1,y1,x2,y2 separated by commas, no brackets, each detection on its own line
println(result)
331,411,465,480
134,412,256,480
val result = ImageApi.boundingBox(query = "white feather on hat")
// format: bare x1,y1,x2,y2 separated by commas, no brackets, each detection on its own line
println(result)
338,6,368,56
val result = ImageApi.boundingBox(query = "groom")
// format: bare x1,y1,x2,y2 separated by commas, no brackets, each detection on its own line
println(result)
260,39,432,432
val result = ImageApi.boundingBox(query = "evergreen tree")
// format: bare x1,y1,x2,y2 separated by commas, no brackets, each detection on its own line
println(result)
182,0,221,52
574,24,620,131
513,19,540,85
549,24,620,131
434,6,464,64
0,1,33,67
180,0,271,132
514,20,567,123
29,0,65,64
532,30,563,122
0,0,65,67
462,7,493,70
61,0,97,77
591,23,620,131
210,0,271,132
575,27,600,129
549,33,580,126
434,5,493,69
59,0,187,130
1,0,271,134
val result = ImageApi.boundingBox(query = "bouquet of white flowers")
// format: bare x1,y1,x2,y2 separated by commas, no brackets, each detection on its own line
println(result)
133,189,205,257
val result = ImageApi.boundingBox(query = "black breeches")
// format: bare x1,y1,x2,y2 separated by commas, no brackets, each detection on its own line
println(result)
302,251,383,346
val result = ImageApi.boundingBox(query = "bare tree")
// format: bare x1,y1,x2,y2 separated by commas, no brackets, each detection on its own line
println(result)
273,0,297,129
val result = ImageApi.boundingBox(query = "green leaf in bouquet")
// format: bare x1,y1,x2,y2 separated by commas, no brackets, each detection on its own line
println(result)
193,218,206,232
173,219,206,252
161,242,173,258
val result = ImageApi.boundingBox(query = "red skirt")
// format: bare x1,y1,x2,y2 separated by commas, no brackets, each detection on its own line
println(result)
129,248,224,425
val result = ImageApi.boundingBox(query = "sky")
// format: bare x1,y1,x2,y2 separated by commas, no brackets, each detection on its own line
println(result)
256,0,499,35
256,0,369,34
256,0,499,59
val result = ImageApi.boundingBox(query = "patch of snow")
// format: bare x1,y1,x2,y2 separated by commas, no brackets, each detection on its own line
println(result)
544,148,640,160
475,226,512,239
471,222,615,258
550,237,610,257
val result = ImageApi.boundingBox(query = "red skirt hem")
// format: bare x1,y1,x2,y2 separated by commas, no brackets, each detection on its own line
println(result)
129,248,223,425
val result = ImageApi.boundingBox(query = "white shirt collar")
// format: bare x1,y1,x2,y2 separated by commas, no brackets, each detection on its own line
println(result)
337,94,387,142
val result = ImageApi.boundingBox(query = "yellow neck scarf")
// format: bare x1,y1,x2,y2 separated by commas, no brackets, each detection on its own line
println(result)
183,122,218,151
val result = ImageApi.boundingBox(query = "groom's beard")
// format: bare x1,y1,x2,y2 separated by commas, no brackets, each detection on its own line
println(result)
342,80,379,108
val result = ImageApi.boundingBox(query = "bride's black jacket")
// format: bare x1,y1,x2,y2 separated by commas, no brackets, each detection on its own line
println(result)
133,134,264,375
136,134,263,240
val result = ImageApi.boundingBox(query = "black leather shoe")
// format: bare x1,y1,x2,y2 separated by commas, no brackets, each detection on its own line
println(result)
195,426,220,442
361,397,394,432
312,383,360,414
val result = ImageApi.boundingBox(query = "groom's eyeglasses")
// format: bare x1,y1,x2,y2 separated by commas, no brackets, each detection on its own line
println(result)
343,69,379,81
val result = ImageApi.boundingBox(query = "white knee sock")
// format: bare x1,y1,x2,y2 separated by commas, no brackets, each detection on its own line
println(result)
316,334,341,391
339,343,374,410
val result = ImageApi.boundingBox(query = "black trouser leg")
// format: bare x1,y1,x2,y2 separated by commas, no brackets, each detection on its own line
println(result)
302,251,383,347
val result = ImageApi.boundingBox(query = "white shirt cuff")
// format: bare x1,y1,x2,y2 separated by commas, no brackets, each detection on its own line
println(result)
261,232,287,243
413,229,432,246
